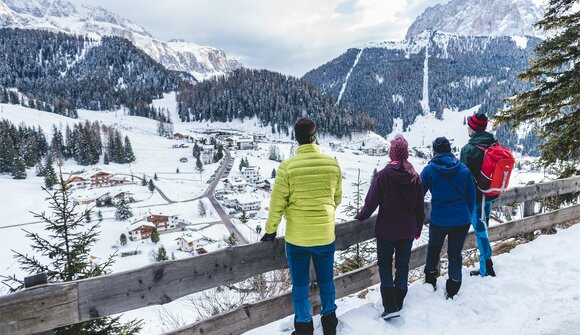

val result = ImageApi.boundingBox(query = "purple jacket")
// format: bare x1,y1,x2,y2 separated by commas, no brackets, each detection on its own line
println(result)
355,163,425,240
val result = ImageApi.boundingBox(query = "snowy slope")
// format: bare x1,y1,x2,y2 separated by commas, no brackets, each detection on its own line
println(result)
0,0,241,80
407,0,547,39
246,223,580,335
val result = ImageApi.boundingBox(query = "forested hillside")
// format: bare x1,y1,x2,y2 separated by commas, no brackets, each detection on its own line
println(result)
176,68,374,138
0,28,184,118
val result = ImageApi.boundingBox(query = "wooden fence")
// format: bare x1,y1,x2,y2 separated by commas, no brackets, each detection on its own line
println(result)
0,176,579,335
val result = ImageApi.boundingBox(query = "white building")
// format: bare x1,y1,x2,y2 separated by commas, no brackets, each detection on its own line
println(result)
176,232,204,253
236,136,256,150
362,146,388,156
236,194,262,212
224,177,248,193
253,132,267,142
201,145,216,164
241,166,261,184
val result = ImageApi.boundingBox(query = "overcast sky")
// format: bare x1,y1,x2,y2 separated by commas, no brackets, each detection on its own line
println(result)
66,0,448,76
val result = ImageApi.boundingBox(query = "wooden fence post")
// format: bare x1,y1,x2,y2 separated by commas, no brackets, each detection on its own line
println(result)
25,273,53,335
523,181,536,240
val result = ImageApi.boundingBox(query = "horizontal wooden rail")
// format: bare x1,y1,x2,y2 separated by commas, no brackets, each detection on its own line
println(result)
0,176,579,335
168,203,580,335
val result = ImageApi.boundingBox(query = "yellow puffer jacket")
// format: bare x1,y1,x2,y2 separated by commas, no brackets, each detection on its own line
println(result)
265,143,342,247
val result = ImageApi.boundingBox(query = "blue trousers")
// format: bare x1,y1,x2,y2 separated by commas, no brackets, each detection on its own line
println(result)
472,198,494,276
377,237,413,290
285,241,337,323
425,224,470,282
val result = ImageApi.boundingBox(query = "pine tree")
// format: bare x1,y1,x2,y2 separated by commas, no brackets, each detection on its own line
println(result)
226,233,239,246
255,225,262,234
239,211,249,224
97,210,103,223
12,155,27,179
104,153,110,165
154,173,158,181
124,136,136,163
495,0,579,173
44,155,57,189
150,229,160,244
196,156,204,173
141,174,147,186
148,179,155,192
120,233,127,246
154,245,168,262
0,170,143,334
198,200,207,217
192,143,201,159
176,167,180,174
114,199,133,221
271,168,276,179
338,169,375,273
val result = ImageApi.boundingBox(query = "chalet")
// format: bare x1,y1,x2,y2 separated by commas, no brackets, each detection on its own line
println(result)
111,191,134,206
146,213,180,229
180,157,189,163
128,222,157,241
72,196,96,206
257,178,275,191
175,232,204,253
224,137,237,148
362,146,388,156
236,136,256,150
173,133,191,141
223,177,248,193
67,176,90,190
87,170,126,188
96,193,112,207
241,166,261,184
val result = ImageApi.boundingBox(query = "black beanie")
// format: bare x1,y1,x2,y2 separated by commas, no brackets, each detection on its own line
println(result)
433,137,451,153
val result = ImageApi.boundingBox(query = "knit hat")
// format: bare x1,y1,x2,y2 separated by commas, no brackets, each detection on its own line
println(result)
389,134,409,161
432,137,451,153
468,113,488,131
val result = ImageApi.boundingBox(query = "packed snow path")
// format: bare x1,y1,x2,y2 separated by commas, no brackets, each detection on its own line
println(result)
246,223,580,335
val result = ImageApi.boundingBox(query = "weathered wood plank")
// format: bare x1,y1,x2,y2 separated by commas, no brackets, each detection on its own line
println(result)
0,283,79,335
77,238,288,320
495,176,580,207
167,204,580,335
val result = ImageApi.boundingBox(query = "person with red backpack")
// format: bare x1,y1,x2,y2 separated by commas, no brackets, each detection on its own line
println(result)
461,113,514,277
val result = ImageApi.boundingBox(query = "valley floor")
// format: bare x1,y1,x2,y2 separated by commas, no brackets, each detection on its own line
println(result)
246,223,580,335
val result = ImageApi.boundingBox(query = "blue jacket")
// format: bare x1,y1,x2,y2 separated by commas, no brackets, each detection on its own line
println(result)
420,153,476,227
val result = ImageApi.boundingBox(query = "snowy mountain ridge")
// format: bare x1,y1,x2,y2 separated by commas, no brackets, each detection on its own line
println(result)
406,0,547,39
0,0,241,81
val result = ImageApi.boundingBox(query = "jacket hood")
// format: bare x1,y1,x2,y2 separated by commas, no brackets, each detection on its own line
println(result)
430,153,461,176
468,131,496,147
385,163,417,185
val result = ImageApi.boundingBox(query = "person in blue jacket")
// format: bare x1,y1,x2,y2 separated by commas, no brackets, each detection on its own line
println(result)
420,137,476,299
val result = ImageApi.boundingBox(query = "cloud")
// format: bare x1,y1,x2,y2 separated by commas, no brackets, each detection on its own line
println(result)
66,0,447,76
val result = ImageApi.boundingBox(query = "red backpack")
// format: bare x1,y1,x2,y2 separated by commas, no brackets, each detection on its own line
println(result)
476,142,515,196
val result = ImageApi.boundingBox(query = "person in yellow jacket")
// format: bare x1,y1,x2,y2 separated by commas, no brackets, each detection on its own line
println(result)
260,117,342,335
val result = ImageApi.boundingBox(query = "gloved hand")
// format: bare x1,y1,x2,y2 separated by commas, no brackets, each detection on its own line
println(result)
260,232,276,242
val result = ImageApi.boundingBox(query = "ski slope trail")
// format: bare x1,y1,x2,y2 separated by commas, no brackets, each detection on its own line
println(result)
246,223,580,335
336,48,364,105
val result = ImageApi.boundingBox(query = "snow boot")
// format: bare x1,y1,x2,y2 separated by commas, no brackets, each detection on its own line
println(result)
470,259,496,277
380,287,400,320
486,259,496,277
445,279,461,300
424,271,438,291
321,311,338,335
291,320,314,335
395,288,408,311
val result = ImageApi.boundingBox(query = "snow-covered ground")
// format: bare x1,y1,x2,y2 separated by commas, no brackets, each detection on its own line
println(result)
246,223,580,335
0,92,550,333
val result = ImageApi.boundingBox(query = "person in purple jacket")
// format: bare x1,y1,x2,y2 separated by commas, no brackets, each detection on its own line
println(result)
420,137,476,299
355,134,424,320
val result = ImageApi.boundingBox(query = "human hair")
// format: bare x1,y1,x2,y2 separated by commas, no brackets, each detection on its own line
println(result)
294,117,317,145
